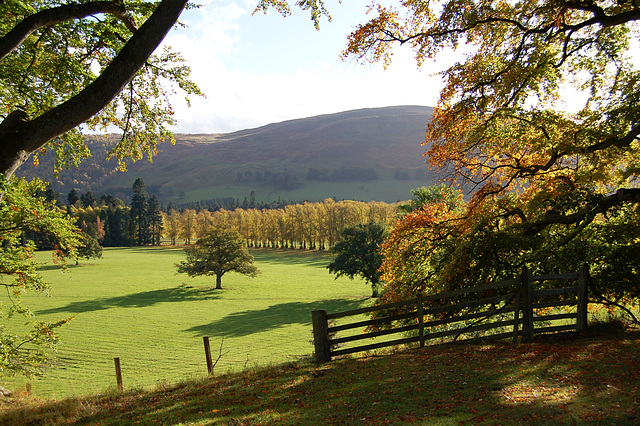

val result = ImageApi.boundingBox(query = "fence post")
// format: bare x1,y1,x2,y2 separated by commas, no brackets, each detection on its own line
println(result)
577,263,589,332
512,272,522,344
417,294,424,348
312,309,330,363
521,266,534,342
114,357,123,393
203,336,214,375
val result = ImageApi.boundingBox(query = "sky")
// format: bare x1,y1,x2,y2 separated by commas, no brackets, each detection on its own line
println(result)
161,0,448,134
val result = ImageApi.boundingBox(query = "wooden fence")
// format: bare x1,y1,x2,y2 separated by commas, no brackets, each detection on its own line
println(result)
312,264,589,362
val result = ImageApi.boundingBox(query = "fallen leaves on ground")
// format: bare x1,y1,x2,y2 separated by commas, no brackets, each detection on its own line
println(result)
1,330,639,425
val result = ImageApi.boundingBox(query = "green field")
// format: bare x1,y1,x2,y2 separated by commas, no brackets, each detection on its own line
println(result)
178,173,431,205
1,247,372,399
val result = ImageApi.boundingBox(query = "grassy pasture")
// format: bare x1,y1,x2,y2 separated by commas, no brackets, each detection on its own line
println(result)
1,247,372,399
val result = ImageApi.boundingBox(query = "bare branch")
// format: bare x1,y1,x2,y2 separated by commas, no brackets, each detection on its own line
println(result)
211,336,230,375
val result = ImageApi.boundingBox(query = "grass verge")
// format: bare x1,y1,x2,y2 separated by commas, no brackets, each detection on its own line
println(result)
1,329,638,425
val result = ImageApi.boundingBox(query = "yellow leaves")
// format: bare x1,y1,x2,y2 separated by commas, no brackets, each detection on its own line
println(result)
380,195,466,301
426,104,596,196
342,5,402,69
343,0,640,210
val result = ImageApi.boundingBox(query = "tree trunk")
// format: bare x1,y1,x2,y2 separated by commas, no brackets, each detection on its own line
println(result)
216,274,222,290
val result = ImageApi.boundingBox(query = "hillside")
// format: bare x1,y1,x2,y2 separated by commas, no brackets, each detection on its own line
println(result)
2,330,638,424
18,106,436,204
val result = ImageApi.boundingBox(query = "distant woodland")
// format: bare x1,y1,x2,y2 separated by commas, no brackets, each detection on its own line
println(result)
50,178,401,252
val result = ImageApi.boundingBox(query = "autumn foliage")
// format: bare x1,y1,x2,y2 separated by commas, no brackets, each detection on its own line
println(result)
343,0,640,318
162,199,399,251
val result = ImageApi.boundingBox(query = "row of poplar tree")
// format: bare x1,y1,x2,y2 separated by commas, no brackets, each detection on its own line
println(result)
161,199,400,249
63,179,401,250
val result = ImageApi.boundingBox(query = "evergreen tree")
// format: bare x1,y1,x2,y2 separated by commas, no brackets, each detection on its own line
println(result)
148,195,163,246
130,178,149,245
99,210,112,247
110,207,132,247
80,191,97,208
36,182,60,205
67,189,79,206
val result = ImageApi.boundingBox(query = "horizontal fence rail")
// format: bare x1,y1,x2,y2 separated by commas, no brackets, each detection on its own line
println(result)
312,264,589,362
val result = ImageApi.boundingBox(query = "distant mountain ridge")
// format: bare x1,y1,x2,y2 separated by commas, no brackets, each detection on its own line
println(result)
18,105,437,204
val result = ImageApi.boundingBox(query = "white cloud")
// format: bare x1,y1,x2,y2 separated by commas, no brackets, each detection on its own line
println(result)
163,0,445,134
162,0,640,135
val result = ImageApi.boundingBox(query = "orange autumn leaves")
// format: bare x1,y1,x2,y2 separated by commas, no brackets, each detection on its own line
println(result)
378,190,469,306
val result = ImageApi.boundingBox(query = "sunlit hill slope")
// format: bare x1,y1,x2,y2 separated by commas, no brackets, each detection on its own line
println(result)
19,105,436,204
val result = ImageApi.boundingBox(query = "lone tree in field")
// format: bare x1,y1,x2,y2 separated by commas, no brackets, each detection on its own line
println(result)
327,222,387,298
177,227,260,289
0,0,325,379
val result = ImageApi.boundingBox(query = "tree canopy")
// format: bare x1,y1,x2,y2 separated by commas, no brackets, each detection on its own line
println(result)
0,0,335,177
176,227,260,290
0,0,205,176
0,177,80,376
327,222,388,298
343,1,640,316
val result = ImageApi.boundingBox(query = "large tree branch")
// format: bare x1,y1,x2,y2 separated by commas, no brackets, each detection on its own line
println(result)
0,0,187,177
585,124,640,153
523,188,640,235
562,2,640,29
0,1,137,61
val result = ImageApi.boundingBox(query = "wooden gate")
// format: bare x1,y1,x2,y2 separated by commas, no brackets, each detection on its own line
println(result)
312,264,589,362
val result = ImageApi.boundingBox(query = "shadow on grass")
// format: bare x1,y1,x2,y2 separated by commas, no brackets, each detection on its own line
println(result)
36,286,221,315
186,298,368,337
251,248,332,269
3,332,638,425
116,246,185,254
37,263,88,271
